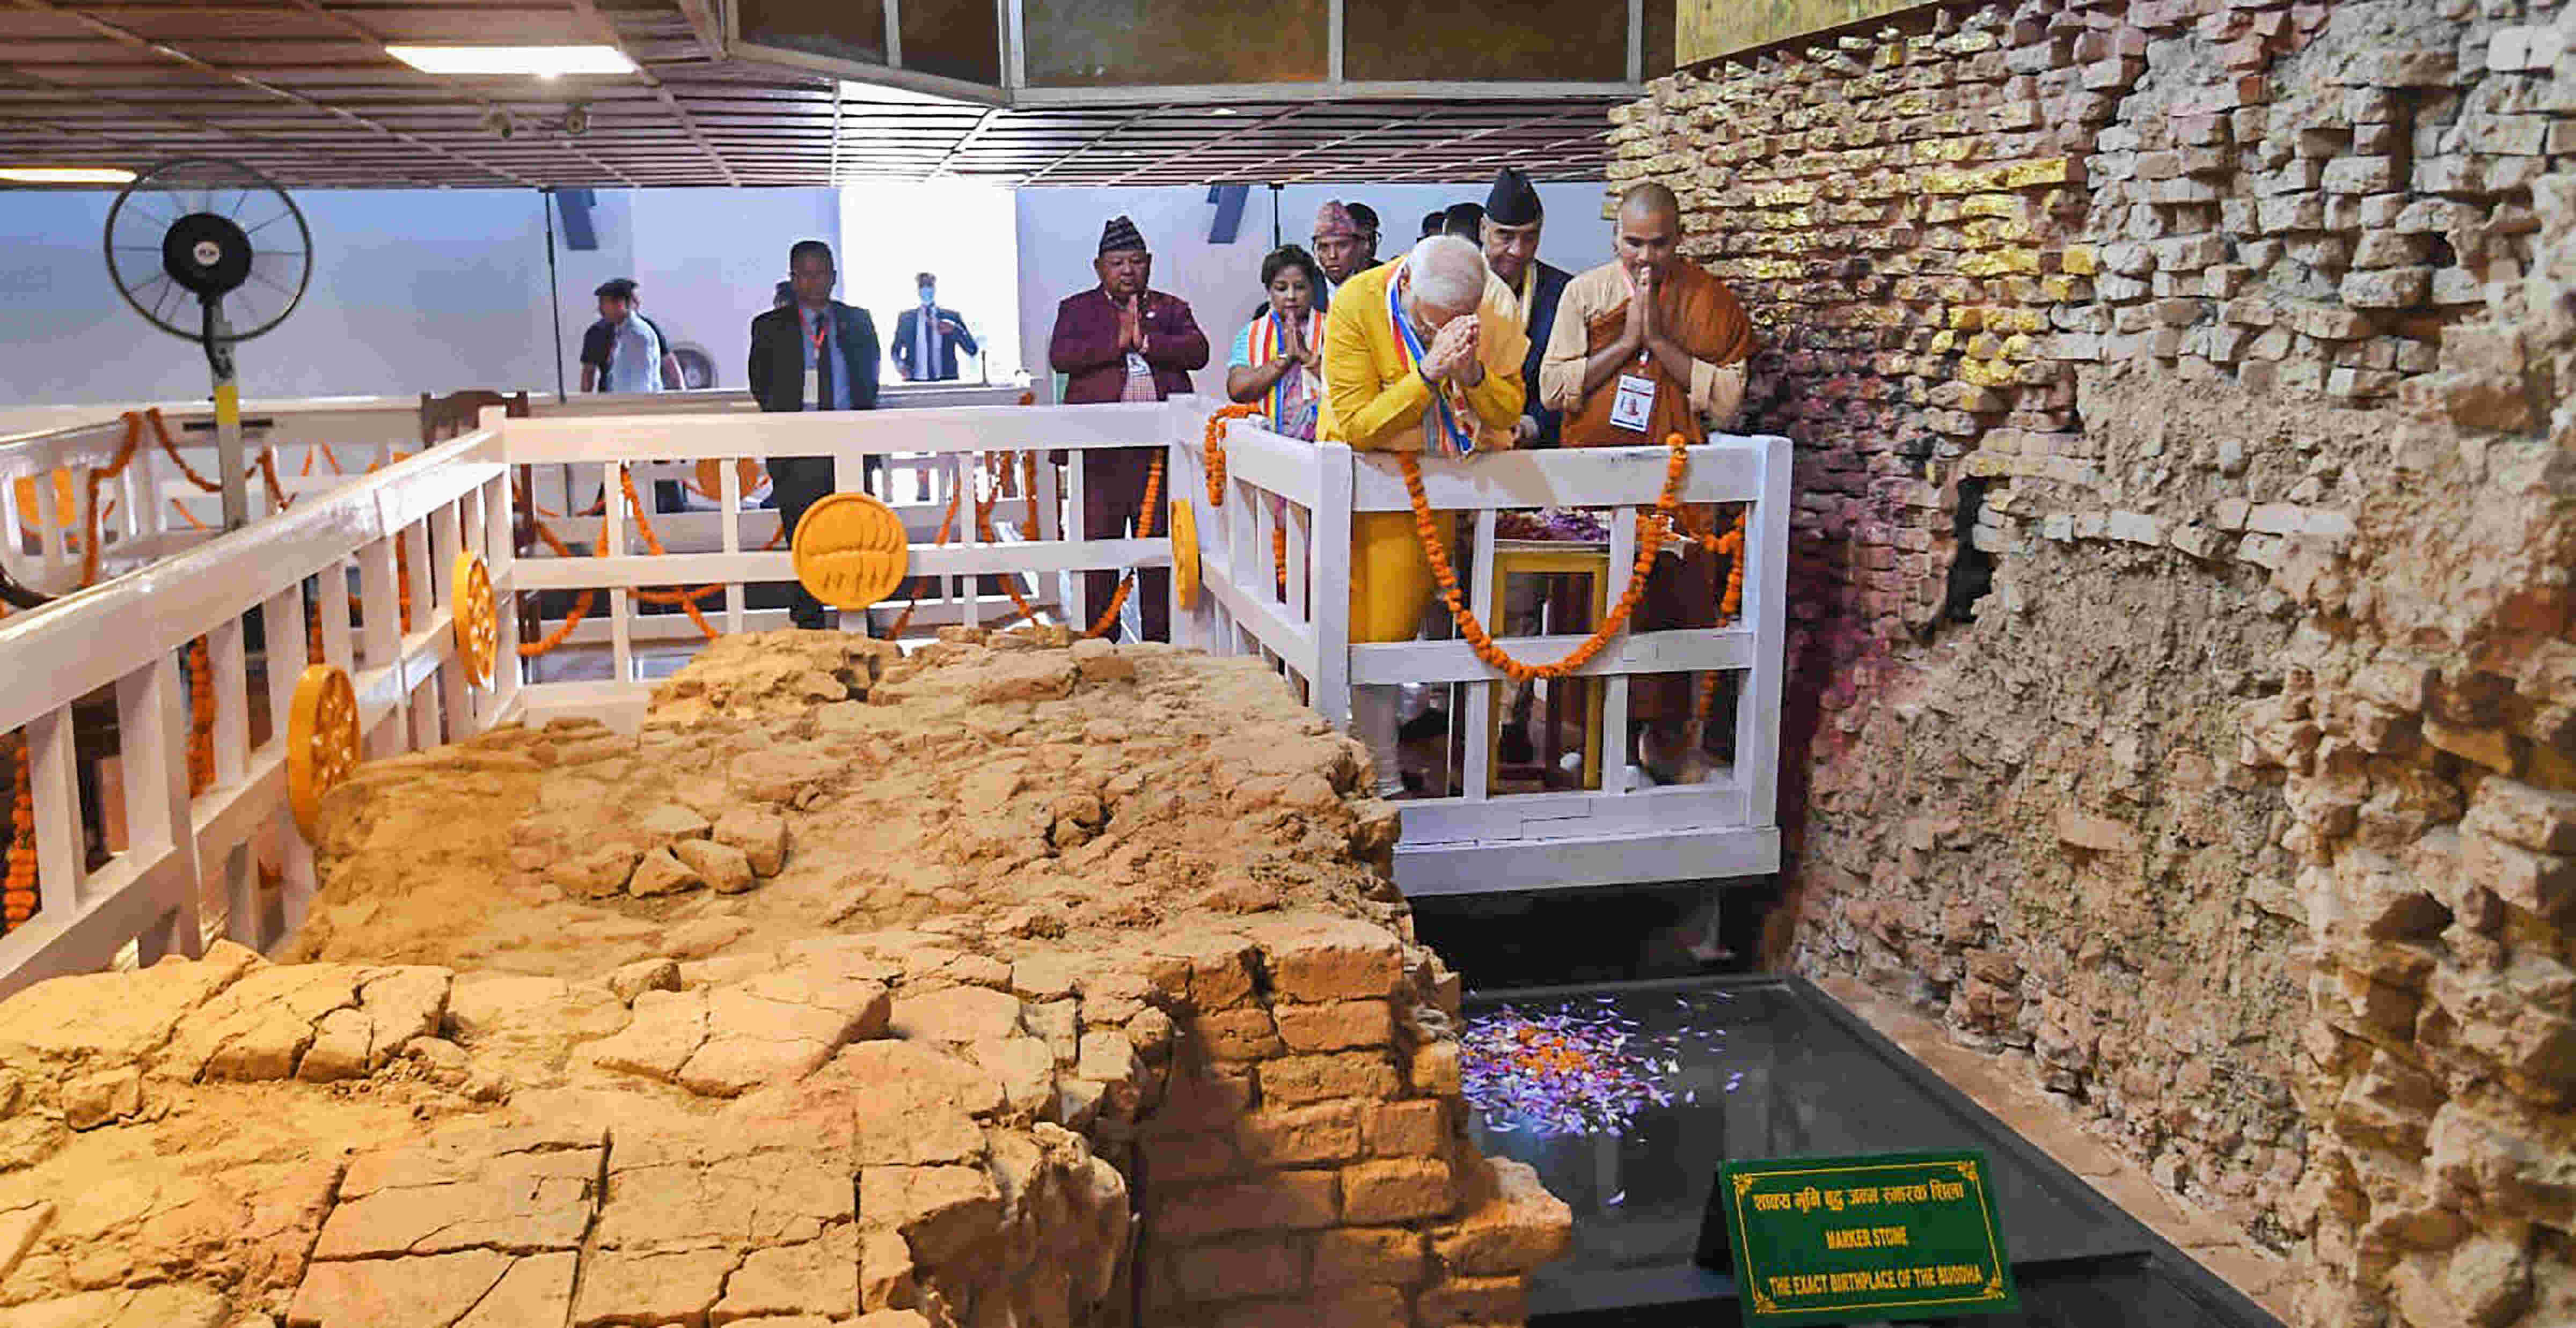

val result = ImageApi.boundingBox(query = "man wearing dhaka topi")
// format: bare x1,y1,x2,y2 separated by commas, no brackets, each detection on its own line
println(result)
1047,215,1210,643
1540,182,1757,784
1321,233,1527,798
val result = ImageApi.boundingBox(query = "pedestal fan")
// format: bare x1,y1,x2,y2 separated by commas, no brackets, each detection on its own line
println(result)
103,158,314,530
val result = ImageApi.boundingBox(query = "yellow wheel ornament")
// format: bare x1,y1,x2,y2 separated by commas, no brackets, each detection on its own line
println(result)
450,552,497,687
1171,495,1201,611
791,491,909,611
286,663,360,840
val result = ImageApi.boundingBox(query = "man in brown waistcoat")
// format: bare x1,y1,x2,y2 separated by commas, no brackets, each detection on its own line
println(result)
1538,182,1758,783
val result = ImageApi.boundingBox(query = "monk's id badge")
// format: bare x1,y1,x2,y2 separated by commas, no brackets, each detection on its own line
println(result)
1611,373,1657,432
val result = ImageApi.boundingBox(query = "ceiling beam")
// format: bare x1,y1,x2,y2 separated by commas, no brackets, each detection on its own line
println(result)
562,0,740,185
8,0,548,186
927,105,1001,178
668,0,722,58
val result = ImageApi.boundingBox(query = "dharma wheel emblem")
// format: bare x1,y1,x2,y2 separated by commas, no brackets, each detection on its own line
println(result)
286,663,359,839
791,491,909,611
451,552,497,687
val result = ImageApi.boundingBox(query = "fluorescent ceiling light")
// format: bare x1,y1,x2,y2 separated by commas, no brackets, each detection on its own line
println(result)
0,166,137,185
386,45,635,76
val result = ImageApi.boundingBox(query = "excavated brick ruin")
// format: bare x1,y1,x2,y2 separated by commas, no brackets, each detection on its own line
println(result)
0,631,1569,1327
1613,0,2576,1321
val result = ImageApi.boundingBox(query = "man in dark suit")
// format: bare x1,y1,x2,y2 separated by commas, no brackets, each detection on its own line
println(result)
892,271,979,382
748,238,880,629
1481,167,1573,449
1046,215,1208,643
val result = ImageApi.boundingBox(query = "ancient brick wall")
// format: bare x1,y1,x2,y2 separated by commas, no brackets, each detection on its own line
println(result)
1611,1,2574,1323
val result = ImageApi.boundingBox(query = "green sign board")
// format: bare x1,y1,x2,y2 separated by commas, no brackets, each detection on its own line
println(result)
1715,1150,2020,1325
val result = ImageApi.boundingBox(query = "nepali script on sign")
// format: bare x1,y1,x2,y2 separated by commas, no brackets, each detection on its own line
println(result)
1716,1150,2019,1326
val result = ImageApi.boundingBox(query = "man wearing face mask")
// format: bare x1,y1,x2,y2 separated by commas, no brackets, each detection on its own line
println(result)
1047,215,1210,643
892,272,978,383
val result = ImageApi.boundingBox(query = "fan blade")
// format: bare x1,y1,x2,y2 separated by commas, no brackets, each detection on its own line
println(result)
244,210,295,239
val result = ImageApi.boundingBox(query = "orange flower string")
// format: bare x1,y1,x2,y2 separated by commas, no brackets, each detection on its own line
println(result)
78,414,147,589
1086,454,1162,639
187,637,215,795
1272,524,1289,598
614,468,720,642
5,740,36,928
1202,403,1258,506
1401,433,1690,684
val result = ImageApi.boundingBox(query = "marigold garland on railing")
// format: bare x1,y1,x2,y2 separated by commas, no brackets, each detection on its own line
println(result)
1202,402,1258,507
75,414,147,589
1399,432,1692,685
5,741,36,927
187,637,215,795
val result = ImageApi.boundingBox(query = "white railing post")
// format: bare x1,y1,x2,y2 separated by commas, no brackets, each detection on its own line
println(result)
605,460,632,681
719,457,745,636
356,538,401,758
115,654,201,963
1739,435,1791,828
430,502,470,745
22,710,85,916
1311,442,1353,729
1460,508,1499,803
1602,507,1637,794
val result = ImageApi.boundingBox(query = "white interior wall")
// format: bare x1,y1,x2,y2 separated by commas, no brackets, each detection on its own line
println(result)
1,189,565,408
1012,182,1614,403
838,180,1023,387
2,180,1608,412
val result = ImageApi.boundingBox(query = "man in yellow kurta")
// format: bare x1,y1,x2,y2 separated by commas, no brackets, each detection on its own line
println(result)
1321,233,1527,796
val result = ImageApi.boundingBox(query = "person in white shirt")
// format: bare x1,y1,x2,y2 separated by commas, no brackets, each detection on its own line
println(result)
577,278,681,393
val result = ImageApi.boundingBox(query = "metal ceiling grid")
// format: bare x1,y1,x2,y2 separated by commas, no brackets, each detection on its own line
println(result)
0,0,1620,188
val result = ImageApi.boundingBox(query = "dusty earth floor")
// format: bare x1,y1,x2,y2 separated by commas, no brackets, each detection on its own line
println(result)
0,630,1568,1328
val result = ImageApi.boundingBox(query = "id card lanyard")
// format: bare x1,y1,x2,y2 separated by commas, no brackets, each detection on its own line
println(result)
804,312,829,409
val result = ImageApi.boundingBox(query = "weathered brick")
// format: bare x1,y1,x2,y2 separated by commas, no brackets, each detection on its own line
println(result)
1340,1158,1457,1224
1236,1102,1363,1166
1154,1172,1340,1242
1261,1052,1401,1105
1273,1000,1395,1053
1309,1227,1428,1287
1192,1008,1285,1062
1168,1234,1307,1302
1363,1099,1448,1157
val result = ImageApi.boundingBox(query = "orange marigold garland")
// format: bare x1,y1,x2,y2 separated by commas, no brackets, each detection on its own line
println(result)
187,637,215,795
1202,403,1258,506
77,414,147,588
1399,432,1691,685
5,740,35,927
1272,523,1289,597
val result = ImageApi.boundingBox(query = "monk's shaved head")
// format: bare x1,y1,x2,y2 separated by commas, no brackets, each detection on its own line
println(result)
1614,183,1683,283
1619,183,1681,226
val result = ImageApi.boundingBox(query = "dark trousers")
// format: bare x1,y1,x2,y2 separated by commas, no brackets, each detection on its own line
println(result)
1635,531,1721,723
1080,446,1169,643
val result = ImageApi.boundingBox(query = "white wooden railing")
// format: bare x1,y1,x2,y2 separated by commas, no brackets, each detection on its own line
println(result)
491,399,1172,727
0,390,1790,992
1171,412,1791,895
0,429,510,999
